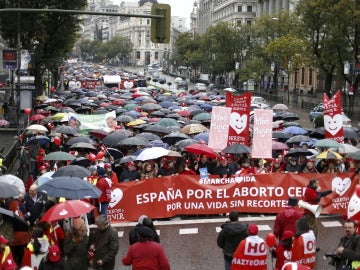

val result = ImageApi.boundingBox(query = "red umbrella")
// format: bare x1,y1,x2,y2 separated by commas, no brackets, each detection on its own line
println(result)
184,143,217,158
177,110,191,117
30,114,45,121
40,200,95,222
272,141,289,150
89,129,109,139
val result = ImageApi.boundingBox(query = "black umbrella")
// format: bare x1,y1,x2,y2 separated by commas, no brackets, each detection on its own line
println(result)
144,125,170,134
272,131,292,139
117,137,149,146
55,125,78,135
286,148,314,157
162,132,191,145
65,136,94,146
150,111,166,117
0,207,28,231
39,176,101,199
116,115,135,123
70,157,91,168
136,132,161,141
103,132,129,147
107,148,124,160
222,144,252,154
52,165,91,178
70,142,97,151
286,135,312,144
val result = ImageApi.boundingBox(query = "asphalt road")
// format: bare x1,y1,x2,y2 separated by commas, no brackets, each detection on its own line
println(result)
108,214,343,270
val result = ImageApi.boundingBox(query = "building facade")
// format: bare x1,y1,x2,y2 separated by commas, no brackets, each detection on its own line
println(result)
82,0,188,67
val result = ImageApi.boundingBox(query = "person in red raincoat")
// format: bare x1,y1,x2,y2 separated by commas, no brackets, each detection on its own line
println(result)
273,198,303,241
0,235,17,270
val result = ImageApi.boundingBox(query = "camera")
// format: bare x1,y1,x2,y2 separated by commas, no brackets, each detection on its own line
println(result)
325,253,341,266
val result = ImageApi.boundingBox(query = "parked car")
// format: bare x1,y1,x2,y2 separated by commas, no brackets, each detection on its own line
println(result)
158,77,166,84
194,83,207,92
176,81,188,91
308,103,323,121
251,96,268,105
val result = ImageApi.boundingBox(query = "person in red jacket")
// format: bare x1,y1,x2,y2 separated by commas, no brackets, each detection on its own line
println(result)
0,235,17,270
122,226,170,270
291,217,316,269
272,230,294,270
273,198,303,241
303,178,332,237
231,224,267,270
96,167,112,215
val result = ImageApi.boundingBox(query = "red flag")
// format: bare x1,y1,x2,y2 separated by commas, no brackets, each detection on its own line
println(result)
226,91,251,146
323,91,344,143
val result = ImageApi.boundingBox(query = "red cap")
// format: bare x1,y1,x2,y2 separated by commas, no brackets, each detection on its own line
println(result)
39,166,46,171
127,161,135,166
248,224,258,235
273,159,280,163
281,230,294,241
219,156,227,162
0,235,9,244
48,245,61,262
104,163,112,169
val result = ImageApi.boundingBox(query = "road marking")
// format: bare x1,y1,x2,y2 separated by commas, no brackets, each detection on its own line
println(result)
216,224,271,233
118,231,124,237
180,228,198,234
321,221,342,227
156,229,160,235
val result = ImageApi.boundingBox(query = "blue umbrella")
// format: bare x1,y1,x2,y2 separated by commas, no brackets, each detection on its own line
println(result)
26,135,51,146
282,126,308,135
193,132,210,143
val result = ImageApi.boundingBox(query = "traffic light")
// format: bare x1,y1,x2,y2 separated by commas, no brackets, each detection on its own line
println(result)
151,4,171,44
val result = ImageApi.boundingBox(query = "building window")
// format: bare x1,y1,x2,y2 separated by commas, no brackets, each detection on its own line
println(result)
136,51,140,59
246,20,252,26
308,68,313,85
247,6,252,12
237,5,242,12
147,19,150,25
155,52,159,60
146,30,150,38
236,20,242,26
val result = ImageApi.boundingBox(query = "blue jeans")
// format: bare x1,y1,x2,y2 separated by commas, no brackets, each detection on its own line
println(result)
98,202,109,215
224,258,232,270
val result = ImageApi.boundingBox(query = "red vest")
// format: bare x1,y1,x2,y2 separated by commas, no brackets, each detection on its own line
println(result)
291,231,316,269
231,236,267,270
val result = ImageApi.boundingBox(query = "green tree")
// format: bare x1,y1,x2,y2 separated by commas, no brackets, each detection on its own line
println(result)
296,0,360,95
0,0,87,96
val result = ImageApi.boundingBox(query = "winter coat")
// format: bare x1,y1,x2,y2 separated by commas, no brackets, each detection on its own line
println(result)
63,232,89,270
273,207,303,240
122,240,170,270
129,224,160,245
90,225,119,270
217,221,248,260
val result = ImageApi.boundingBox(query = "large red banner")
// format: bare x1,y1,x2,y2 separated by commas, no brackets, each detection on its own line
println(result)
323,91,344,142
107,173,356,223
225,92,251,145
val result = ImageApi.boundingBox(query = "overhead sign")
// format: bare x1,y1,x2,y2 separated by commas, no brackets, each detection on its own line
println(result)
2,49,17,69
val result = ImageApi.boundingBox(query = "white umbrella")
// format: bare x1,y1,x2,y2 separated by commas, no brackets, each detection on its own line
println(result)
0,174,25,194
136,147,170,161
273,104,288,110
337,144,359,154
25,124,48,132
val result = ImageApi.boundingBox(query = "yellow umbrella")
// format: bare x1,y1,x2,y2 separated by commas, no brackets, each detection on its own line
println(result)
52,113,68,121
126,119,146,127
36,95,48,102
316,150,343,160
